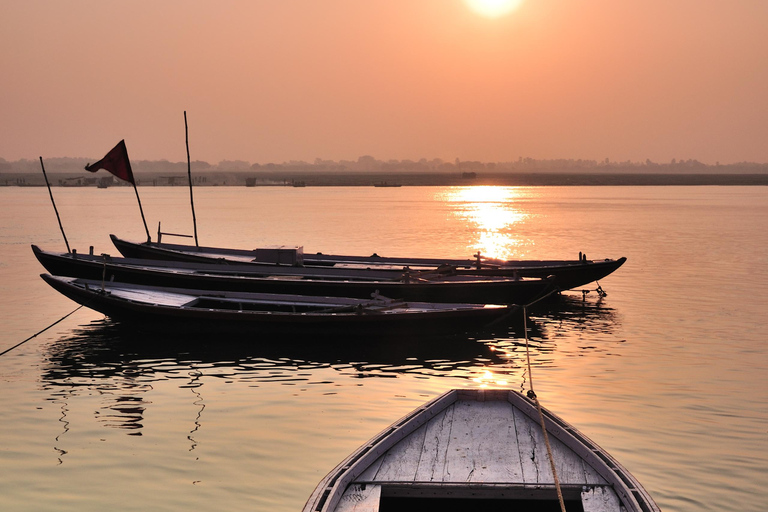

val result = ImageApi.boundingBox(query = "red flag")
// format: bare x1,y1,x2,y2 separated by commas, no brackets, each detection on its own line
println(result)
85,140,135,185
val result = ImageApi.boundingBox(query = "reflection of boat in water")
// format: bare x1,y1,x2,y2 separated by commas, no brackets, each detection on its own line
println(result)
39,322,519,438
41,319,516,383
39,294,619,438
39,294,615,387
532,292,620,337
303,389,660,512
39,321,515,440
40,294,614,383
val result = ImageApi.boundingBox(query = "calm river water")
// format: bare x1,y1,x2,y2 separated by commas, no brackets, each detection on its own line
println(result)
0,185,766,511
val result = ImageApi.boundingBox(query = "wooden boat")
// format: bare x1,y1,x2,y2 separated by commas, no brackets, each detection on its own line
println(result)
303,388,660,512
109,235,626,291
40,275,518,336
33,246,556,305
34,245,413,281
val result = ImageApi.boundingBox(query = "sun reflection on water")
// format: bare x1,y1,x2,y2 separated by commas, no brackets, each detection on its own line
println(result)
437,186,529,260
472,369,510,388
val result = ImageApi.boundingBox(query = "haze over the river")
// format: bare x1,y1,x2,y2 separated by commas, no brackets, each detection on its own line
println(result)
2,1,767,165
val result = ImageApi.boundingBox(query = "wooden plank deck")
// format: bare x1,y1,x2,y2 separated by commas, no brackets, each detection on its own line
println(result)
582,486,622,512
335,484,381,512
355,398,608,487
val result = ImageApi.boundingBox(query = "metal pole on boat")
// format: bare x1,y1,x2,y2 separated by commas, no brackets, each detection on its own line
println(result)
184,111,199,247
39,156,71,253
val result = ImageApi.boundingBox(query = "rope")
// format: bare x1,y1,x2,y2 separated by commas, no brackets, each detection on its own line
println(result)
523,305,567,512
0,306,84,357
483,284,559,332
526,286,559,308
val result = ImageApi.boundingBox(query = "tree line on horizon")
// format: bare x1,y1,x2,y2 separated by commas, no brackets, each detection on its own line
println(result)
2,155,767,174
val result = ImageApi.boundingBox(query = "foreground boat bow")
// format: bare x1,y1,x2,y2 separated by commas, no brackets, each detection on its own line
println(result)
303,389,659,512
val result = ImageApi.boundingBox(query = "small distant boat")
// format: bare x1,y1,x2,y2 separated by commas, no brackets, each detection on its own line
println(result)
373,181,402,187
303,388,660,512
40,275,517,336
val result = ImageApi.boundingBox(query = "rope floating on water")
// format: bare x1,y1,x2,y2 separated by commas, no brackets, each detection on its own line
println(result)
0,306,84,357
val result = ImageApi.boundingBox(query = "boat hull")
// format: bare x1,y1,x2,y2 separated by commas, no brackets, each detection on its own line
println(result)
33,246,556,305
109,234,626,291
40,275,517,337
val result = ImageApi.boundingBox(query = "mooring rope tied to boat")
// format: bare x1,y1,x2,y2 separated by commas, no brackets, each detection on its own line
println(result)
523,305,567,512
0,305,84,357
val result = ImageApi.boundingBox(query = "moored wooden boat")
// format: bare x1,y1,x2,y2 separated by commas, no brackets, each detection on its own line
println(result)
109,234,626,291
303,388,660,512
33,245,414,281
33,246,556,305
40,275,518,336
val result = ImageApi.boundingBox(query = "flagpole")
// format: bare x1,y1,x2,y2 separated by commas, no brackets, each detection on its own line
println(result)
184,111,199,246
39,157,71,253
84,140,150,242
133,181,152,243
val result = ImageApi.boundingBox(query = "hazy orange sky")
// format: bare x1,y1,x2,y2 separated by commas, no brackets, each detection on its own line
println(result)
2,0,767,164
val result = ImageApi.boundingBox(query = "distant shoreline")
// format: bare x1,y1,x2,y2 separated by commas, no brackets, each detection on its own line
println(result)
3,172,768,187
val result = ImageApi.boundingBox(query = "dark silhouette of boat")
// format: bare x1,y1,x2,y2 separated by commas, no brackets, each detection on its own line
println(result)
40,274,521,336
108,234,626,291
32,245,556,305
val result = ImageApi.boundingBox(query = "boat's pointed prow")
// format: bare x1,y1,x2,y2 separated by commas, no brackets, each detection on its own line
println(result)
303,389,659,512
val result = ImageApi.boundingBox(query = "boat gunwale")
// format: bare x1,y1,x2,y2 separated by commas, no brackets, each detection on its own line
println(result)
33,245,555,290
106,236,627,291
42,275,509,314
108,234,626,273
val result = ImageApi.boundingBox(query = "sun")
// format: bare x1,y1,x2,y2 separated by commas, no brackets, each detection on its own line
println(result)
464,0,523,18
